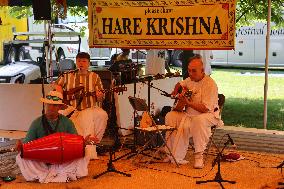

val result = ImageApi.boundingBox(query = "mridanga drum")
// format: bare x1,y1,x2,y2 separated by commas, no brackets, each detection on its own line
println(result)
20,132,85,164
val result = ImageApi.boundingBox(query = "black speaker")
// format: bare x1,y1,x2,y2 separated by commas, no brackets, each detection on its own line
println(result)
32,0,51,20
92,69,113,90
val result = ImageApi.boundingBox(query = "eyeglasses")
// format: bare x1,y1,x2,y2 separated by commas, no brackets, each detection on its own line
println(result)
46,95,62,101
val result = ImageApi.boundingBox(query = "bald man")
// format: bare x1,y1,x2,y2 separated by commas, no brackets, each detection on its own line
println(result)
165,55,223,168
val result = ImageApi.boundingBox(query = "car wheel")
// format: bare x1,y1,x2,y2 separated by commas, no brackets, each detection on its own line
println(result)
18,47,26,61
15,76,25,84
172,50,183,67
7,47,17,63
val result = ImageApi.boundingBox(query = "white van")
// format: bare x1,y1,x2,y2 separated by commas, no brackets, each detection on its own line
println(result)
212,22,284,67
0,31,82,83
0,61,41,83
57,15,112,66
27,16,88,62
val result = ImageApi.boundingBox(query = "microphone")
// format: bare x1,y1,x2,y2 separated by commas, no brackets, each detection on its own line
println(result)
161,92,177,99
145,75,153,80
141,75,153,82
227,134,237,148
161,92,171,98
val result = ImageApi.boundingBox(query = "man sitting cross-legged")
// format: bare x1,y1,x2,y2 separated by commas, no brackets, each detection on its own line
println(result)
16,91,98,183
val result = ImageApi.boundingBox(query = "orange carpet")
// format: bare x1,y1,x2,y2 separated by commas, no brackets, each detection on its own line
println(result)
0,148,283,189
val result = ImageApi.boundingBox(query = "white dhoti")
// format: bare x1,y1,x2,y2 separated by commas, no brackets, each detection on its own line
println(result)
165,111,222,162
16,154,89,183
61,106,108,142
60,106,108,159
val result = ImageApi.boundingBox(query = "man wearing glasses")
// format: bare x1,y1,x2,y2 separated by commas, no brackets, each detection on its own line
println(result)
16,91,97,183
54,52,108,160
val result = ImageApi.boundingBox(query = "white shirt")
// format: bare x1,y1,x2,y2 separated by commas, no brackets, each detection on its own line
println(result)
180,75,220,118
145,49,165,75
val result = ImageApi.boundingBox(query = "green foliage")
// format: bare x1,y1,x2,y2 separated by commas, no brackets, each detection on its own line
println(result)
236,0,284,27
8,6,88,35
68,6,88,36
68,6,88,19
79,25,87,37
9,6,32,19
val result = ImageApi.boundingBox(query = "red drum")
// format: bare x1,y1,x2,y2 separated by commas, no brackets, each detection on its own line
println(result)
21,133,85,164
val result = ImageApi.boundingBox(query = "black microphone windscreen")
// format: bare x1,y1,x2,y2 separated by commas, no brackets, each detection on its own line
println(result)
162,93,171,97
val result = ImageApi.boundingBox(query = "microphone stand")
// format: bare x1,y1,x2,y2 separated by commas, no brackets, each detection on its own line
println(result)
111,77,141,160
40,74,56,115
277,161,284,186
41,76,46,115
277,161,284,169
113,77,159,161
196,137,236,189
137,76,154,112
139,77,172,96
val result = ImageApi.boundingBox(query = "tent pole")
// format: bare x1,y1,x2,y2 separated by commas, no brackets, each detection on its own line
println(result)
263,0,271,129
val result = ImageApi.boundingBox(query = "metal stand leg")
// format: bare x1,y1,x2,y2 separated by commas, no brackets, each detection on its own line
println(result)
145,129,179,167
113,128,155,162
196,138,236,188
196,155,236,188
93,147,131,179
147,114,180,167
129,132,161,164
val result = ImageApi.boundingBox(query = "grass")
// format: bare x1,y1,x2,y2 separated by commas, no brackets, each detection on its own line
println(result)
210,68,284,130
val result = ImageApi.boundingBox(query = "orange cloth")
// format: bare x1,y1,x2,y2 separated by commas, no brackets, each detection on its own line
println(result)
140,111,153,128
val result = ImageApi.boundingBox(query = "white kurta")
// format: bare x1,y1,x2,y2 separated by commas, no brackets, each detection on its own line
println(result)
166,75,223,162
16,154,89,183
193,50,213,75
145,49,165,75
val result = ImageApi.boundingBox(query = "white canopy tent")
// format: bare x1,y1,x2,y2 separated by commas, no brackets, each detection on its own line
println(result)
0,0,278,130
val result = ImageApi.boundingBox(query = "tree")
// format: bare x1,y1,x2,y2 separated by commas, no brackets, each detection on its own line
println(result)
7,0,284,28
8,5,88,34
236,0,284,27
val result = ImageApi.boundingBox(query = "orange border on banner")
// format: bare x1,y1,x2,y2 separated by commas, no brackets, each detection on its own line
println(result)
0,0,9,6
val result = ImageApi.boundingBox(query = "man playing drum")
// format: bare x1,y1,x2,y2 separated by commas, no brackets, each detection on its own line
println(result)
165,55,223,168
16,91,98,183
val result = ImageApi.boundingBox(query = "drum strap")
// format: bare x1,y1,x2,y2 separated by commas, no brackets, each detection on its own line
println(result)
42,115,60,136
